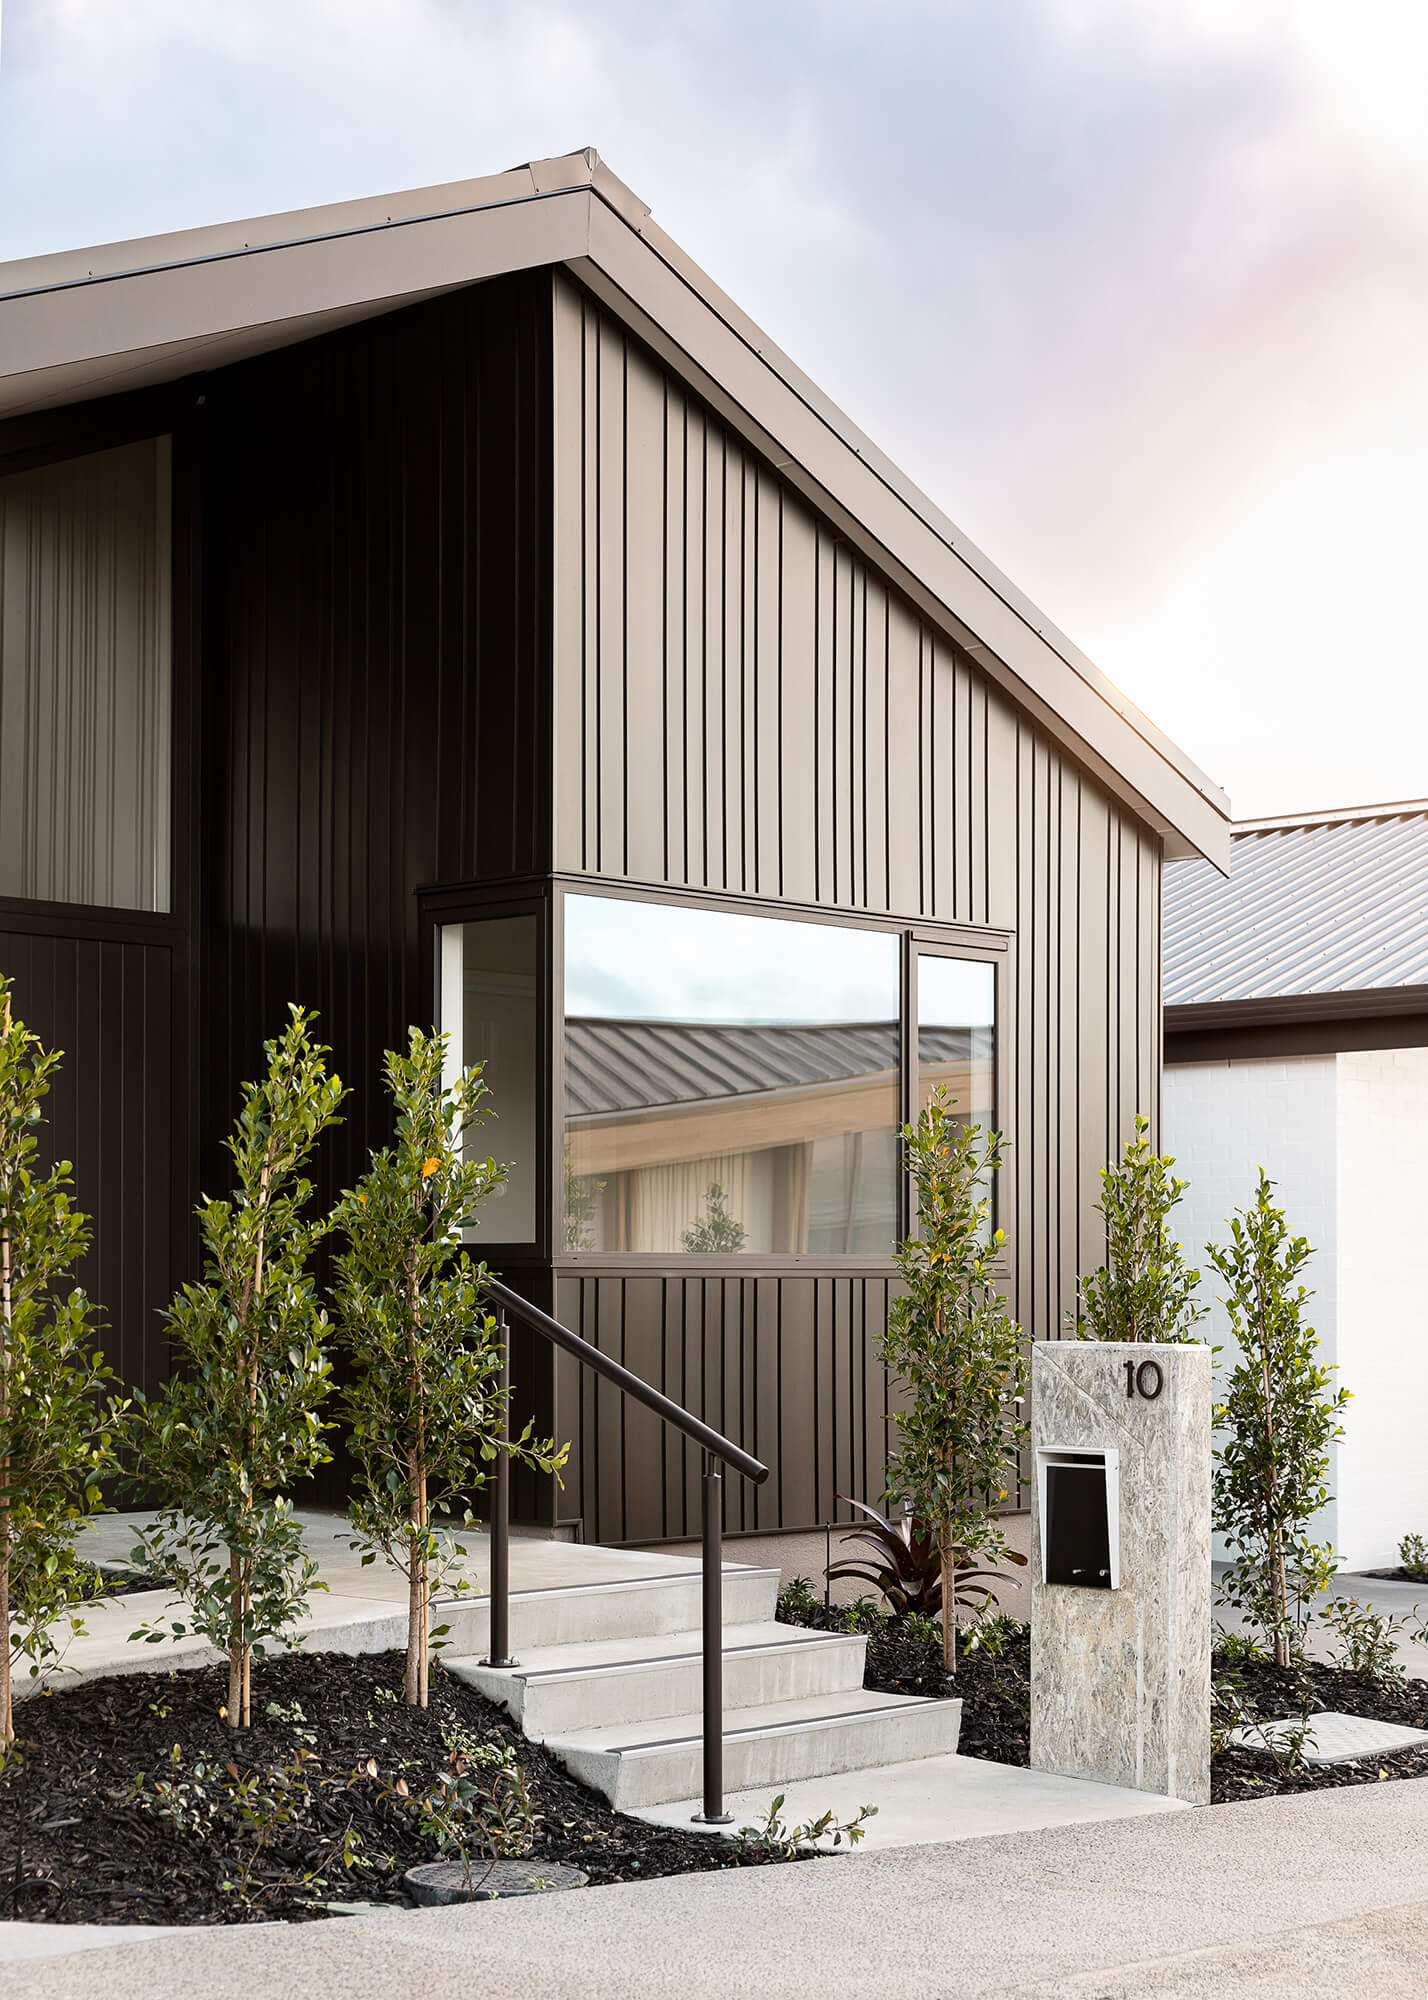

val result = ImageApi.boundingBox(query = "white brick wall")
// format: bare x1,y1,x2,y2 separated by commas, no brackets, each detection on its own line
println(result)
1334,1047,1428,1568
1163,1057,1340,1557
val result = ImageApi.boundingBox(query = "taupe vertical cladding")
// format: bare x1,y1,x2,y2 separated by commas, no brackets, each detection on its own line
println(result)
550,276,1161,1539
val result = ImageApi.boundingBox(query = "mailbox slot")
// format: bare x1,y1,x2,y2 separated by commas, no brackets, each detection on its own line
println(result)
1038,1446,1120,1590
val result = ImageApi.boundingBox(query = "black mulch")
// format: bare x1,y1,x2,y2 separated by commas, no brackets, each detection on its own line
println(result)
1209,1655,1428,1803
778,1603,1428,1805
0,1650,795,1928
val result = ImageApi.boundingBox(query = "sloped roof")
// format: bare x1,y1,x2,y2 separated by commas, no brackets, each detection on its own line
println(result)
0,150,1229,866
1164,801,1428,1008
565,1019,981,1121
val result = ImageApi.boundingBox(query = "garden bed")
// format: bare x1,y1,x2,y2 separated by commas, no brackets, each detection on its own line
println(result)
0,1649,792,1927
778,1600,1428,1804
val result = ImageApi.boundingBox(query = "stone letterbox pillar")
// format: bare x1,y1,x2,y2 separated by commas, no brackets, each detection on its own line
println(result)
1029,1341,1211,1804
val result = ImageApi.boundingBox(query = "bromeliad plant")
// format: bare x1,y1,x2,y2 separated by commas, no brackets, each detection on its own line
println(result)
1069,1114,1206,1344
0,978,127,1751
824,1497,1025,1622
1209,1170,1349,1668
881,1089,1027,1671
332,1029,567,1709
131,1006,346,1728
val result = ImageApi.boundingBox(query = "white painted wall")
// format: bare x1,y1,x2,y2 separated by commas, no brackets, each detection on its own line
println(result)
1163,1057,1340,1557
1334,1047,1428,1569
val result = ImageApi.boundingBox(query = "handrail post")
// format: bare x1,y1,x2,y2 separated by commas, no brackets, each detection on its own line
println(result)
483,1305,515,1668
692,1453,732,1825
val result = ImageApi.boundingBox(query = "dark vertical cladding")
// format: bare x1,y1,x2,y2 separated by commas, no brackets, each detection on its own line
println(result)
201,271,554,1203
0,927,173,1399
549,274,1162,1538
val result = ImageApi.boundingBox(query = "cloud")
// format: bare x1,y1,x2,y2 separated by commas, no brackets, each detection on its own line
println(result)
2,0,1425,815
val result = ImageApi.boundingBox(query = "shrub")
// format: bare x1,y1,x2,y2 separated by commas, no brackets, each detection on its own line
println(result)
0,978,127,1749
131,1006,346,1726
1399,1533,1428,1582
332,1029,566,1707
775,1575,819,1624
881,1088,1026,1670
1319,1596,1408,1686
1070,1114,1205,1344
1210,1170,1349,1668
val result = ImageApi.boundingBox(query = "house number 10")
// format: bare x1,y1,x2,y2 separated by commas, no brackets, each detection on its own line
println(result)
1124,1359,1164,1401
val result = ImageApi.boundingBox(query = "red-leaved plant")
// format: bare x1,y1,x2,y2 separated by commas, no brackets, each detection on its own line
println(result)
826,1497,1026,1621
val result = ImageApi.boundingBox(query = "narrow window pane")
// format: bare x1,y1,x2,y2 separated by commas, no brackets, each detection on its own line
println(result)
0,439,171,911
563,895,900,1255
916,955,996,1128
440,915,539,1243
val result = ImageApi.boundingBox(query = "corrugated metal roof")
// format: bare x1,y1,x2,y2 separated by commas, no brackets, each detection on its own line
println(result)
565,1020,979,1120
1164,802,1428,1006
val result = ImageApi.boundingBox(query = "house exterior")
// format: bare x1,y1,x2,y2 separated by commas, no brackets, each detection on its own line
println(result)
1164,802,1428,1571
0,149,1227,1552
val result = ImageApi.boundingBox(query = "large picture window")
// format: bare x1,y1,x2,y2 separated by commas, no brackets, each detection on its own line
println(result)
563,896,901,1255
0,439,171,911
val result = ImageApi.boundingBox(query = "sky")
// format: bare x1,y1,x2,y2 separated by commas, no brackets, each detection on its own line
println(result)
3,0,1425,821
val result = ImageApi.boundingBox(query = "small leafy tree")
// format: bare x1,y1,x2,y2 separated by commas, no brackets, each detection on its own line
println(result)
1070,1115,1205,1344
332,1029,567,1708
0,979,126,1749
131,1006,345,1727
881,1089,1026,1670
681,1181,747,1254
1209,1170,1349,1667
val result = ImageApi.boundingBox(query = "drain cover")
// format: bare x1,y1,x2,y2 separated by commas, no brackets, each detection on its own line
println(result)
1231,1710,1428,1765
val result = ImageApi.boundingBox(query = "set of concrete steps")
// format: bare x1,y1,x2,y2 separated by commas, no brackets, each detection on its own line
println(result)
445,1559,961,1810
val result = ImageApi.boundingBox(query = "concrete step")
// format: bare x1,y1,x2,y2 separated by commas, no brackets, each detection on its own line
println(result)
447,1621,867,1735
543,1687,964,1810
427,1563,782,1658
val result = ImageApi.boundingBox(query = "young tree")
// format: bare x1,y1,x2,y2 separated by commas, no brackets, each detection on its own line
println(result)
131,1006,345,1727
332,1029,567,1708
0,979,125,1749
680,1182,747,1254
1070,1114,1206,1344
881,1089,1026,1670
1209,1170,1349,1667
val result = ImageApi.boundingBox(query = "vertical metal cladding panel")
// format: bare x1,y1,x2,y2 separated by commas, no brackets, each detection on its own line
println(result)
0,929,173,1399
549,275,1163,1539
202,272,553,1202
553,1272,898,1542
201,273,556,1498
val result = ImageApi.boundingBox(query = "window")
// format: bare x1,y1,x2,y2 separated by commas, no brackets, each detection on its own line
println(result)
916,953,996,1127
563,895,901,1255
0,439,171,911
439,914,540,1243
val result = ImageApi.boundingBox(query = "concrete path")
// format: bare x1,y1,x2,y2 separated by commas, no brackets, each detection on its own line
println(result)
2,1775,1426,1998
635,1749,1186,1850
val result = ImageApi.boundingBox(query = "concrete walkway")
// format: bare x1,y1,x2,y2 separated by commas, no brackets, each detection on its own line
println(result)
1,1777,1426,1998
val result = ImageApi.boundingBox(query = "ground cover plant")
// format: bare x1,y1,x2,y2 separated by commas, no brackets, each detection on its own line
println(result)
128,1007,346,1727
333,1028,565,1708
0,979,126,1750
1210,1171,1349,1667
0,1648,807,1924
1069,1113,1206,1345
881,1089,1026,1669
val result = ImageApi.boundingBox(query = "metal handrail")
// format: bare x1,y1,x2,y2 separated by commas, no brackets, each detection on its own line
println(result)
480,1273,770,1825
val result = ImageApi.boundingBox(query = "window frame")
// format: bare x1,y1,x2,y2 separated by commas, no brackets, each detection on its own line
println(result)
551,877,1013,1275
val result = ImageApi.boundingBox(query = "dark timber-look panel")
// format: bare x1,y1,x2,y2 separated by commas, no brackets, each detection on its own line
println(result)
201,270,554,1218
548,276,1162,1539
0,925,173,1399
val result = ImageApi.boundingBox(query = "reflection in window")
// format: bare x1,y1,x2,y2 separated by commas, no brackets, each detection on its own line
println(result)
916,955,996,1127
563,896,900,1255
440,915,539,1242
